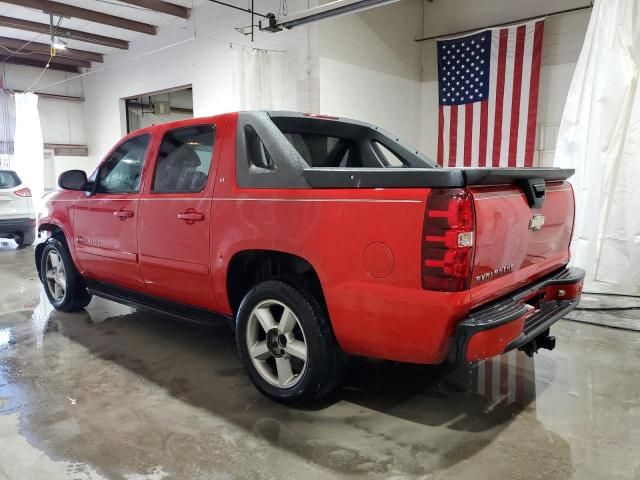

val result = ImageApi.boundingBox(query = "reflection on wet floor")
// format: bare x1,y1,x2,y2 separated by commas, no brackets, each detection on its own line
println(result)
1,245,639,479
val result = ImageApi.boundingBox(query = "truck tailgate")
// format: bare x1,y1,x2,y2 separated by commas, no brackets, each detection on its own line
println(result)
468,181,574,309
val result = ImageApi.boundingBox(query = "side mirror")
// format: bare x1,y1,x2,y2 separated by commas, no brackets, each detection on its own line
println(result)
58,170,88,191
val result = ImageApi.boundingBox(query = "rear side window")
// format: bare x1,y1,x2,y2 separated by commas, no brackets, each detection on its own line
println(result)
0,171,20,189
97,135,150,194
373,141,406,167
152,125,215,193
245,125,274,169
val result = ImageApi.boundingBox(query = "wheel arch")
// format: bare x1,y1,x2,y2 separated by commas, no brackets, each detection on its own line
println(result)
35,224,69,277
226,249,328,319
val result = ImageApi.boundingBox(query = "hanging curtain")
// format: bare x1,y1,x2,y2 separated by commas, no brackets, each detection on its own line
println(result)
232,47,303,111
13,92,44,214
0,87,14,161
232,48,275,110
554,0,640,296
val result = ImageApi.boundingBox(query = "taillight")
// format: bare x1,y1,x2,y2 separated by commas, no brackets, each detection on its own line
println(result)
422,188,475,291
14,187,32,197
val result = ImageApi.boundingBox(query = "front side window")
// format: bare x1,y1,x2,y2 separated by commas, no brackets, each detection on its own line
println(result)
97,135,150,194
152,125,215,193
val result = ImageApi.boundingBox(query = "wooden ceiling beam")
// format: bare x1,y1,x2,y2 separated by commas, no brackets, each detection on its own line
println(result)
0,55,79,72
0,0,158,35
0,51,91,68
0,15,129,49
117,0,190,19
0,36,103,62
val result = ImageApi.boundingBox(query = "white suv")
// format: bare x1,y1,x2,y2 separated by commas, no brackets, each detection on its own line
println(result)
0,170,36,247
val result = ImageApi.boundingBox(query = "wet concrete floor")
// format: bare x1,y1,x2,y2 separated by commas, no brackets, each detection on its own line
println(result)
1,241,639,479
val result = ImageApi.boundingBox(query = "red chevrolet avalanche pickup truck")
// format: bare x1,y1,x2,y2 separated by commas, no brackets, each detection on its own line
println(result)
36,111,584,404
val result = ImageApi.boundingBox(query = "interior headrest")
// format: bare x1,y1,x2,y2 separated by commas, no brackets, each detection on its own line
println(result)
167,144,201,168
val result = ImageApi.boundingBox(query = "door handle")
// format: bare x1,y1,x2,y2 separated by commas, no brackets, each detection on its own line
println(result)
178,211,205,223
114,209,134,220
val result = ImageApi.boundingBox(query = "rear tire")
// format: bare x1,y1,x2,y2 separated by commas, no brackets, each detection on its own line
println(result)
236,280,342,405
40,238,92,312
15,229,35,247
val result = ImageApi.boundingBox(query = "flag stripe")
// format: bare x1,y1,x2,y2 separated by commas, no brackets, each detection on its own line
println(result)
499,27,516,167
516,22,535,168
442,106,450,165
492,29,508,166
449,105,458,167
508,25,527,167
525,20,544,167
464,103,473,166
479,99,489,167
486,29,500,167
457,104,466,167
438,105,444,165
471,101,481,167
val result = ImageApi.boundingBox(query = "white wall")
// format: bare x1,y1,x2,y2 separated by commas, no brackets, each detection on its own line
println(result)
419,0,591,163
83,0,317,165
318,0,425,149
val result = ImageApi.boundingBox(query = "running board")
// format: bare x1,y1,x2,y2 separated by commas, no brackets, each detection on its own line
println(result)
85,279,233,326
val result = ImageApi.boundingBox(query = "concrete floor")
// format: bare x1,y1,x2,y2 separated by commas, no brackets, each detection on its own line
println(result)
1,241,639,480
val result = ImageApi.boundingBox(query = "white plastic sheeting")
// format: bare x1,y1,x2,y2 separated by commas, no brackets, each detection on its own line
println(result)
231,48,305,112
0,88,14,157
554,0,640,296
13,93,44,215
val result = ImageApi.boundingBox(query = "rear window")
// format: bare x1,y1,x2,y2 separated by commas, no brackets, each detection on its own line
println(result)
283,133,366,168
269,114,436,169
0,171,20,189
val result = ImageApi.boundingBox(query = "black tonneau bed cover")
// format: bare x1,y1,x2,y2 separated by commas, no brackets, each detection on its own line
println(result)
303,167,574,189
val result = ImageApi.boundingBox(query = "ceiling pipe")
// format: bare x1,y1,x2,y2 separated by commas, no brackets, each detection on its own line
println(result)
260,0,402,31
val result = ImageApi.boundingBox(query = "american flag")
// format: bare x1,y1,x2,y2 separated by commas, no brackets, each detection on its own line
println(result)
437,20,544,167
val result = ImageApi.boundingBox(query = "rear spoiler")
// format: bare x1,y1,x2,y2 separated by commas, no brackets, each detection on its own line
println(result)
303,167,575,189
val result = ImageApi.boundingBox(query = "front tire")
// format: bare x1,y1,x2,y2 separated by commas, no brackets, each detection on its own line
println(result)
15,228,35,247
236,280,342,405
40,238,92,312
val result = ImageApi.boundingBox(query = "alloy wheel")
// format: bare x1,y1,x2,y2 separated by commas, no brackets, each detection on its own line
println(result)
45,250,66,302
246,299,308,388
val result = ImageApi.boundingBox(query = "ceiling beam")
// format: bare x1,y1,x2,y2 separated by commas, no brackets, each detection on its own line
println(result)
0,36,103,62
0,51,91,68
0,0,158,35
117,0,191,19
0,55,79,72
0,15,129,49
10,89,84,101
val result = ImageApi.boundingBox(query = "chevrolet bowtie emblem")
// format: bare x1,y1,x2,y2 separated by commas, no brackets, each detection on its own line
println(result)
529,214,545,231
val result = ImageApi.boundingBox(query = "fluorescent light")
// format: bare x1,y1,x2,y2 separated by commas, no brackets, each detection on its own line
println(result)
264,0,402,30
52,42,66,50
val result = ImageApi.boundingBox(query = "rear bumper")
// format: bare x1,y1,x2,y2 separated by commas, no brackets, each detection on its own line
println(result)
450,266,585,363
0,217,36,234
